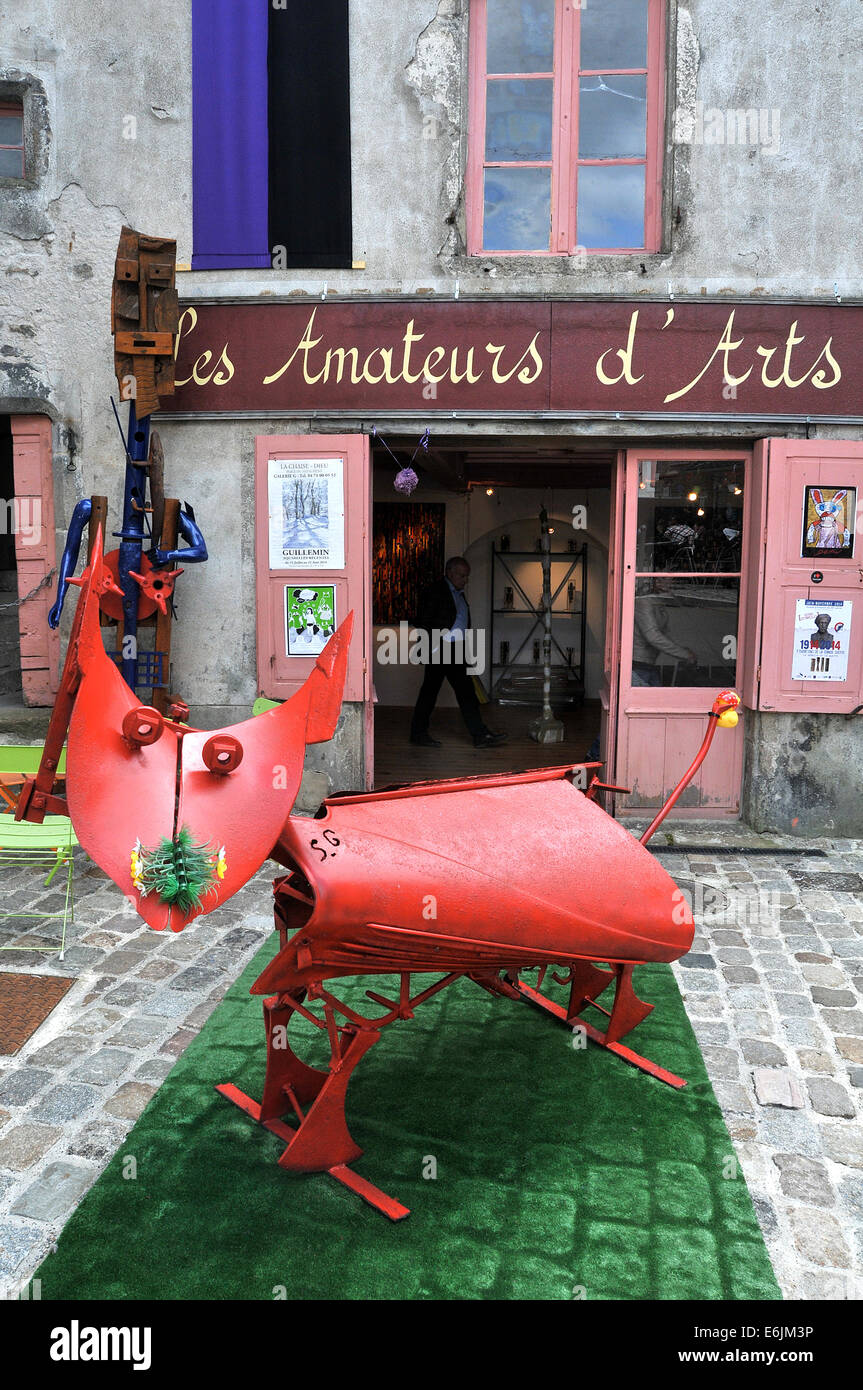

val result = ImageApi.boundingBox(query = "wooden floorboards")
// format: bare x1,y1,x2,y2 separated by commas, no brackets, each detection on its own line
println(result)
373,701,601,788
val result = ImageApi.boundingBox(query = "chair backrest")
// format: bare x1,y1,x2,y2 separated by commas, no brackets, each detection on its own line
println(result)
0,812,77,849
0,745,67,776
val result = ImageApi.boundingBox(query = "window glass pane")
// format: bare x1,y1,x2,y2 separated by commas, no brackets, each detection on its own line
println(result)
0,115,23,145
576,163,644,248
0,147,23,177
632,578,740,688
485,78,553,160
484,166,551,250
635,460,746,572
579,75,646,157
580,0,649,70
487,0,555,73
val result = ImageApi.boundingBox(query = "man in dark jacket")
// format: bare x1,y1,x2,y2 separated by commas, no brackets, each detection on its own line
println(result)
410,556,507,748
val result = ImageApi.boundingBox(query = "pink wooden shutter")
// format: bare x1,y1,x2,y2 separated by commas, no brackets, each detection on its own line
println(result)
755,439,863,714
254,433,370,704
10,415,59,705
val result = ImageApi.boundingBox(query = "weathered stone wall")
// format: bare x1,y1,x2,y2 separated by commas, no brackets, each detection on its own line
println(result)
742,711,863,839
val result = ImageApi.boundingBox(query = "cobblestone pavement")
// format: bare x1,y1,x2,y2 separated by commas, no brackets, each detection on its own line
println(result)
0,827,861,1301
0,852,275,1293
650,827,863,1302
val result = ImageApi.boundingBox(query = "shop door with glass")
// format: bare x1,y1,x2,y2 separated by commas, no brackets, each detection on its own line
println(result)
615,449,752,817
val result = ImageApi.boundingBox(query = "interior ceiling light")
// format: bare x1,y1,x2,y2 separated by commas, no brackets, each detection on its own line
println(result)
688,491,698,501
697,507,705,517
486,487,495,496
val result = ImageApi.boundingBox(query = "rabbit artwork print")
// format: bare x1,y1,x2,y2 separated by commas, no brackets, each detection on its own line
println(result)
803,486,856,558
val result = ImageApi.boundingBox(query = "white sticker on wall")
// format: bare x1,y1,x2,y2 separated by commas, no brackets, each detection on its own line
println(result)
791,598,852,682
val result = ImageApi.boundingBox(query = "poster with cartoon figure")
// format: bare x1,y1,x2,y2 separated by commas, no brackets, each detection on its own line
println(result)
801,486,856,559
791,598,852,681
285,585,337,657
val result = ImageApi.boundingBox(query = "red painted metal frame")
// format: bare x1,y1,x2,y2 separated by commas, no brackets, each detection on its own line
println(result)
21,531,740,1220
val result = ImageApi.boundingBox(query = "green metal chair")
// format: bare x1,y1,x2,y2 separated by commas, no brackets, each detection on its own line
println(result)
252,697,281,716
0,746,75,961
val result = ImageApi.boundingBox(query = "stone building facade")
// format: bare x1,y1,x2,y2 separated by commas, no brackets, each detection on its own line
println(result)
1,1,862,830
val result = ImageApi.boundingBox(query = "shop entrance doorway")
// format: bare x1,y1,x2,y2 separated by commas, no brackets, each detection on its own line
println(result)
370,438,614,786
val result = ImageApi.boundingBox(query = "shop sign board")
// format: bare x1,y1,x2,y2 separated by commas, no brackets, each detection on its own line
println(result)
164,300,863,419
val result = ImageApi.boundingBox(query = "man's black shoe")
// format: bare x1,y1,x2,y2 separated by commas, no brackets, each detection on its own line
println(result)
410,733,442,747
474,730,507,748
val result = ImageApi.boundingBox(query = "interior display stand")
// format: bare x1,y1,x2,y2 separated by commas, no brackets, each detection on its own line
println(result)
490,543,587,706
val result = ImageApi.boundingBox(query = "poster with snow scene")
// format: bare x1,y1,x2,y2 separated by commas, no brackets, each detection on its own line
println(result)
267,457,345,570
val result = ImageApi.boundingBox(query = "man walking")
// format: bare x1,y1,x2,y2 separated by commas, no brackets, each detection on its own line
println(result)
410,556,507,749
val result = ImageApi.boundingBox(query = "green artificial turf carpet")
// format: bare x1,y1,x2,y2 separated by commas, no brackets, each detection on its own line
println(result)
36,938,780,1300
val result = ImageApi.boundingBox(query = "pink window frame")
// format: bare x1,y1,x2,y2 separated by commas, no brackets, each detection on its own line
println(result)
614,447,753,819
0,99,25,178
619,447,754,716
467,0,666,256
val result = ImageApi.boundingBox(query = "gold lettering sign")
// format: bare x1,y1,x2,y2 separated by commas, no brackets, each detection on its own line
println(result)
169,303,849,413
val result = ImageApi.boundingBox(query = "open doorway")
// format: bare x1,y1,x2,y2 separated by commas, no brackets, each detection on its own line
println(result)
371,437,614,787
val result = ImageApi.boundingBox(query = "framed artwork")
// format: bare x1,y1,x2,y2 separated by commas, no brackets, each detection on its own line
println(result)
373,502,446,624
801,486,856,559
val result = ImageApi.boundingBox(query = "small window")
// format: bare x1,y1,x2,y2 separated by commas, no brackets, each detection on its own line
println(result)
0,100,25,178
468,0,666,255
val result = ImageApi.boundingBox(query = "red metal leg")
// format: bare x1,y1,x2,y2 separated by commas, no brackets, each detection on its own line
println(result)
216,990,412,1220
502,963,686,1089
258,994,328,1120
276,1025,378,1172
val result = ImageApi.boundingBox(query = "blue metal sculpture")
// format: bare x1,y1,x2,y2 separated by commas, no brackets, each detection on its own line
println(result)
49,227,207,700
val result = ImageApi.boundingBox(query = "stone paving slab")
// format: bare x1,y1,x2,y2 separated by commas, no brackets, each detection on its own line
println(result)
0,831,861,1301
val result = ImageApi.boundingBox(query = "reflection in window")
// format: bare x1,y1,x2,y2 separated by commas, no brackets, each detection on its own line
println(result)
485,78,554,160
632,578,740,688
486,0,555,75
484,166,551,250
473,0,661,253
636,459,745,573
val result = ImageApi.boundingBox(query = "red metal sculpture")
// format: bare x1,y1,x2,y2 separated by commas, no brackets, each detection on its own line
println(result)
20,528,741,1220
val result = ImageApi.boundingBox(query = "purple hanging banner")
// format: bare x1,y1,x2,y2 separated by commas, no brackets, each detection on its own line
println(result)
192,0,270,269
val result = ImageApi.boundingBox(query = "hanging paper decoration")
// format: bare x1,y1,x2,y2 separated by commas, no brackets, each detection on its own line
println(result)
372,425,430,497
394,466,419,495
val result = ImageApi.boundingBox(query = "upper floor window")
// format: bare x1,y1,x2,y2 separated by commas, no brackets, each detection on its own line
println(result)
0,101,25,178
467,0,665,255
